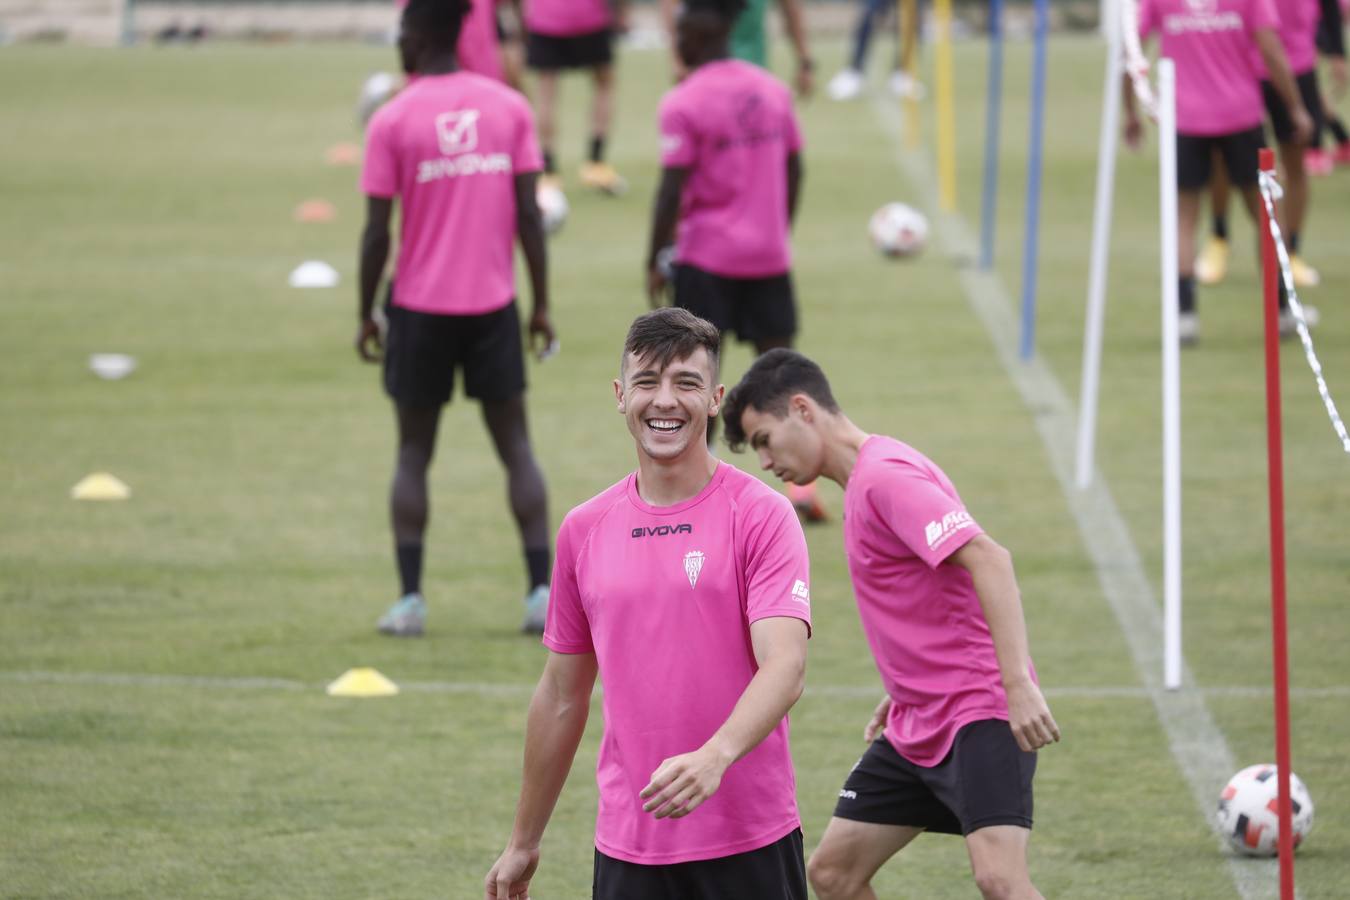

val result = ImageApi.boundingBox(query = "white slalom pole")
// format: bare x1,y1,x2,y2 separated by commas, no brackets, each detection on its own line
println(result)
1074,0,1124,490
1158,59,1182,691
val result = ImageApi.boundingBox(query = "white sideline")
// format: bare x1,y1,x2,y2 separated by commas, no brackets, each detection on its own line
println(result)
4,669,1350,701
869,96,1290,898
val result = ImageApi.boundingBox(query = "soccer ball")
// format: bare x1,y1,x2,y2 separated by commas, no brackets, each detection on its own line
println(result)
1215,764,1314,856
357,71,399,127
536,182,568,235
869,202,928,258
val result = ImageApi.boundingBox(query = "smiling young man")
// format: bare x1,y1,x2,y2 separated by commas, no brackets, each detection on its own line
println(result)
723,349,1059,900
484,308,812,900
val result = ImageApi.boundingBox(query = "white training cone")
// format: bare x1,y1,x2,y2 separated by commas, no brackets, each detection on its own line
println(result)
326,667,399,698
89,353,137,380
288,261,339,289
71,472,131,501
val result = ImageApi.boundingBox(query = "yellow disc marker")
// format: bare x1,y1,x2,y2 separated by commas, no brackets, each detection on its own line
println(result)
326,667,399,698
71,472,131,501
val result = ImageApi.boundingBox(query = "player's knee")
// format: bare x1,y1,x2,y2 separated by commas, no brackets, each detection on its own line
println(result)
806,849,862,899
972,866,1023,900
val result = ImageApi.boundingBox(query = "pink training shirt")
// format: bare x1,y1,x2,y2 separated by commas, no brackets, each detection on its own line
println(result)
544,463,812,865
843,436,1034,767
524,0,611,37
1139,0,1279,135
658,59,803,279
1252,0,1318,77
361,72,541,316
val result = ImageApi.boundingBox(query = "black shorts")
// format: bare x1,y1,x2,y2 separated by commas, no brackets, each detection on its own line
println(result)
673,264,797,345
1262,69,1324,147
592,829,806,900
1176,126,1265,190
382,296,525,407
833,720,1036,836
526,29,613,70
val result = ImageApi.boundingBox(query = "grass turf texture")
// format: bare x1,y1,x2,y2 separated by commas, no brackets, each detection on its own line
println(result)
2,34,1347,898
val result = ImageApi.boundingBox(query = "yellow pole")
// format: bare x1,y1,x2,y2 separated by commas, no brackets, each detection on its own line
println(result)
900,0,920,149
935,0,956,210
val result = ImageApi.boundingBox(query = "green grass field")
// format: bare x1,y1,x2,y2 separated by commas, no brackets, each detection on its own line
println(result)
2,30,1348,898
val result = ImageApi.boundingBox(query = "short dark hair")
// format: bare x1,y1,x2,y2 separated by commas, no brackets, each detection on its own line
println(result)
622,308,721,380
402,0,471,53
683,0,749,19
722,348,840,452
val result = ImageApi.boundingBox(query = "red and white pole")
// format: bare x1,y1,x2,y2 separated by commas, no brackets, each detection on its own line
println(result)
1257,147,1295,897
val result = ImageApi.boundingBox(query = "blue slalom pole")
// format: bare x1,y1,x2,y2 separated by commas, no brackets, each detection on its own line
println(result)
979,0,1004,270
1019,0,1049,360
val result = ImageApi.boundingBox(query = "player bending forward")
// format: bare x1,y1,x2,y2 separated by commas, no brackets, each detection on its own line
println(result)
724,348,1060,900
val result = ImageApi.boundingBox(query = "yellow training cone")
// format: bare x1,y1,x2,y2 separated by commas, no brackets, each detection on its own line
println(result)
326,667,399,698
71,472,131,501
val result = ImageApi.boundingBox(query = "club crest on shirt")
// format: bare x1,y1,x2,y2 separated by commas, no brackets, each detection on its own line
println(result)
435,109,480,156
683,550,705,588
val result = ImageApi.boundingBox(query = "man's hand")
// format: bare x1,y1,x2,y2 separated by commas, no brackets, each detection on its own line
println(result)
355,318,382,362
863,695,892,742
1291,105,1315,146
639,744,732,819
528,309,556,360
794,60,815,99
646,264,669,309
483,845,539,900
1005,679,1060,752
1124,115,1144,151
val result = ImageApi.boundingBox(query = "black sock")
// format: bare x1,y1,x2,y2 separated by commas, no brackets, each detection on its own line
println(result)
589,135,605,164
525,548,550,592
1288,231,1300,253
1330,116,1349,145
1179,275,1196,314
1212,214,1228,240
543,150,556,174
396,543,423,596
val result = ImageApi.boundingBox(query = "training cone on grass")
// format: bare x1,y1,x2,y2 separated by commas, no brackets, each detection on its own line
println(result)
88,353,137,381
288,261,339,289
71,472,131,501
326,667,399,698
325,142,360,166
293,199,336,223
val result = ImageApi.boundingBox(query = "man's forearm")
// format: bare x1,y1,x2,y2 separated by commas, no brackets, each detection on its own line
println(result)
358,226,389,321
968,548,1035,688
1258,31,1305,116
647,193,680,268
518,222,549,316
507,681,590,849
701,651,804,766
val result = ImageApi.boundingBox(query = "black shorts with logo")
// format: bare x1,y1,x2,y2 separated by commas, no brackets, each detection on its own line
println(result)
592,828,807,900
526,28,614,70
833,719,1036,836
673,264,797,345
1176,126,1266,190
382,295,525,407
1262,69,1324,147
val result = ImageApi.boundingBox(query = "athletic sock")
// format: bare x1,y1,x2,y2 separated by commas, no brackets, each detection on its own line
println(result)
543,150,556,175
396,543,423,596
588,135,606,164
1288,231,1300,253
1212,215,1228,241
525,548,550,593
1179,275,1196,314
1329,115,1349,145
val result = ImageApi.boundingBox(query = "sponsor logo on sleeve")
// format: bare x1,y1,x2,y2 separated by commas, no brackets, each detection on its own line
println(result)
924,510,974,551
790,579,810,606
660,133,683,155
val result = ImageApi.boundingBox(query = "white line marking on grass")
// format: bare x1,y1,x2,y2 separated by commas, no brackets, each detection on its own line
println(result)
869,96,1289,899
4,669,1348,701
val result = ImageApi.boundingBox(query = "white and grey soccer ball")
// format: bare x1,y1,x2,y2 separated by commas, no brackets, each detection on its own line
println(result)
357,71,399,127
869,202,928,258
536,182,569,235
1216,764,1314,856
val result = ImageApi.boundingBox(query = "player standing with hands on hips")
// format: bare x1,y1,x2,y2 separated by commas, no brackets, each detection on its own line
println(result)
723,349,1060,900
485,308,813,900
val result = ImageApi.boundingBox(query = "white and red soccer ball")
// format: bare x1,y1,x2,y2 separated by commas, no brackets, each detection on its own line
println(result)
1215,765,1314,856
869,202,928,258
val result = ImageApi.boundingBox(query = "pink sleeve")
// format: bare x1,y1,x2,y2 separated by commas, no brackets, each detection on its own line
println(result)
360,111,399,198
742,495,812,633
865,468,983,569
1248,0,1279,33
542,517,594,654
513,97,544,174
658,95,697,169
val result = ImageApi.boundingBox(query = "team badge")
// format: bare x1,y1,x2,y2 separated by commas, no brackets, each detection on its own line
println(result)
683,550,705,588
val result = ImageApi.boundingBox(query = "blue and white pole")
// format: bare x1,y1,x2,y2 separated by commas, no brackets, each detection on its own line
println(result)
1019,0,1050,360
